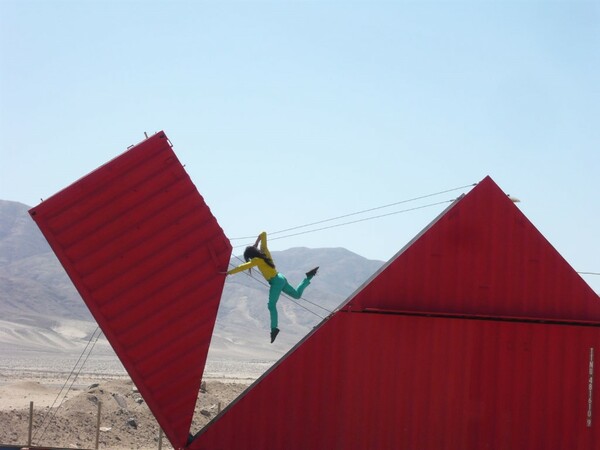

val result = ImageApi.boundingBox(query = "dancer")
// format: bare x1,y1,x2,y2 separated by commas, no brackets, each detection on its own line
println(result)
226,231,318,343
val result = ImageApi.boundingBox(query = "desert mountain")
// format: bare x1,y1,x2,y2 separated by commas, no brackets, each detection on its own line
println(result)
0,200,383,369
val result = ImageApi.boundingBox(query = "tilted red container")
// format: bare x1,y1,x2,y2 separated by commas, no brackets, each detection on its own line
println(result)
30,132,231,450
190,176,599,450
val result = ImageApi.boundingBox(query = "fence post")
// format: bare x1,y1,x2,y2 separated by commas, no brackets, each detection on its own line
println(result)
158,428,163,450
95,400,102,450
28,401,33,446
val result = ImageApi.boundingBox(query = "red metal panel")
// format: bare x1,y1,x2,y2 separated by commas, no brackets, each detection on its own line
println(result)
29,132,231,449
192,312,600,450
190,175,599,449
344,176,600,321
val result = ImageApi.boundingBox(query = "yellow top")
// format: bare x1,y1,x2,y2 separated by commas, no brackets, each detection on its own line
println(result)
227,232,278,281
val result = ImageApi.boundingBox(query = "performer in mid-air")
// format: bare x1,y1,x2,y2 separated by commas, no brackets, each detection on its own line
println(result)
226,231,318,343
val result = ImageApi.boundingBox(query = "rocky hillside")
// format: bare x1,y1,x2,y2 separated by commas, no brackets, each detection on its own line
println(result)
0,378,247,450
0,200,92,324
0,200,384,366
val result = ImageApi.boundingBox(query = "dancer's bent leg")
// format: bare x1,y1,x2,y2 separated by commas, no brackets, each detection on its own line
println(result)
282,276,311,299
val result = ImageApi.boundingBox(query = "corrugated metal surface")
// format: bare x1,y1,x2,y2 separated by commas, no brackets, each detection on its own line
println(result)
29,132,231,450
343,176,600,322
190,175,599,450
193,312,600,450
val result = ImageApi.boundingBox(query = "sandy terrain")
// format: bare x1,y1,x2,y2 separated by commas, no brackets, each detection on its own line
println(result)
0,370,252,450
0,332,275,449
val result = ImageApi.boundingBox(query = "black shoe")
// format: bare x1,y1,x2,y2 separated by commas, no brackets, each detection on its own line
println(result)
270,328,280,343
306,267,319,279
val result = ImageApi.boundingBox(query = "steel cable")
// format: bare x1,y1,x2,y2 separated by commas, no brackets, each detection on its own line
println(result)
34,327,103,444
229,183,475,242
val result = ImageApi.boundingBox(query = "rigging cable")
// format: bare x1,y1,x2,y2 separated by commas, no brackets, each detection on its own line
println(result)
231,198,457,249
34,327,103,444
267,199,454,243
230,183,475,242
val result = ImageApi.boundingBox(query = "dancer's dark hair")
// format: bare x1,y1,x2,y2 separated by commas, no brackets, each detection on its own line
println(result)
244,246,275,268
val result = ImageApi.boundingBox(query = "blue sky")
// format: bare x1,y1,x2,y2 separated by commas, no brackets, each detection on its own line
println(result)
1,0,598,293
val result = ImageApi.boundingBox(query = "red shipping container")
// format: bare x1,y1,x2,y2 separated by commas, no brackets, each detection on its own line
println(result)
190,176,599,450
344,176,599,322
193,312,599,450
30,132,231,449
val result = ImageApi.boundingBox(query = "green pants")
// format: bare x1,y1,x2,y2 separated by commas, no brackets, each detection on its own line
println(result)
267,273,311,329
